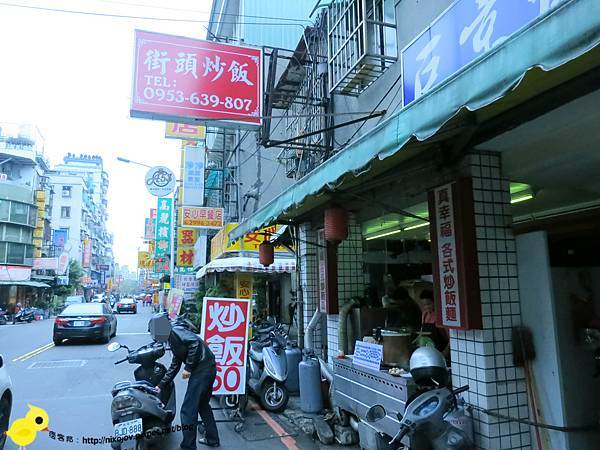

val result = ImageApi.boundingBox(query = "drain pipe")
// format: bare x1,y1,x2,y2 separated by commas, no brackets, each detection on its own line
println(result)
338,298,360,356
318,357,333,383
304,308,324,353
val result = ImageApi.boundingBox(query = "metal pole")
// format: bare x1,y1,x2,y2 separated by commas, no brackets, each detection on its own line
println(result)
169,192,175,289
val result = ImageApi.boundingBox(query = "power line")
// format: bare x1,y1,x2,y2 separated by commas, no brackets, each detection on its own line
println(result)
0,2,309,26
92,0,311,23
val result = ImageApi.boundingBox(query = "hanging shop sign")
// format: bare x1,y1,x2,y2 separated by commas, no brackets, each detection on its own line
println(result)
402,0,565,105
181,206,223,229
176,247,194,267
154,257,170,274
144,217,155,240
193,234,208,268
173,273,199,300
210,223,289,260
138,251,153,269
177,228,198,246
235,273,253,300
32,257,58,271
428,178,482,330
150,208,157,219
155,197,173,257
167,288,185,320
0,266,32,281
165,122,206,140
53,229,68,250
201,297,250,395
145,166,176,197
82,239,92,268
131,30,262,128
183,147,206,207
57,252,69,275
176,228,196,268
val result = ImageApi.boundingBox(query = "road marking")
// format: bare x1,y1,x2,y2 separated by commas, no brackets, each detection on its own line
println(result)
250,399,300,450
28,359,87,369
13,342,55,362
117,332,149,335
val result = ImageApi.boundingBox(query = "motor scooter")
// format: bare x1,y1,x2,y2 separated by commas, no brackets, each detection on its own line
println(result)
0,309,10,325
14,308,35,323
107,341,176,450
246,321,289,412
366,385,474,450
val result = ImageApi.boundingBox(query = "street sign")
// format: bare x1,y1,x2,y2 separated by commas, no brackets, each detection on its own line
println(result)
131,30,262,128
145,166,176,197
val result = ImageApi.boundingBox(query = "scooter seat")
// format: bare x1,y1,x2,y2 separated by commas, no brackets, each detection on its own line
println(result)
112,380,157,396
249,347,263,362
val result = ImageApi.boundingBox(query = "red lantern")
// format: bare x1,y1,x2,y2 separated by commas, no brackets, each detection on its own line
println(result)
324,206,348,243
259,241,275,267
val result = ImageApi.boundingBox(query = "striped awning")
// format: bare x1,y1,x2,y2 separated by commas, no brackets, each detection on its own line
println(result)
196,256,296,279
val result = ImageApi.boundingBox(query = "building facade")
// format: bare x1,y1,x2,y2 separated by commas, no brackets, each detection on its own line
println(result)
0,123,52,309
228,1,600,450
51,154,114,291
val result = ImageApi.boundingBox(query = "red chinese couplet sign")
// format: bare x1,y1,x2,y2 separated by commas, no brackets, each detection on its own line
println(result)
428,178,481,330
131,30,262,128
201,297,250,395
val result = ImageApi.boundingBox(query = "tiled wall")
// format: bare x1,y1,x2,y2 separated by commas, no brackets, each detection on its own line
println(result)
327,216,367,363
299,222,324,356
450,152,532,450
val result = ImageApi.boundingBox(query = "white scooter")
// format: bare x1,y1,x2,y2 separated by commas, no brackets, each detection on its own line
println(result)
246,321,289,412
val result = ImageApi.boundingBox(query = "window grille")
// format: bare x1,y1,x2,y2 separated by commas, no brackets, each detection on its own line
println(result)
328,0,397,96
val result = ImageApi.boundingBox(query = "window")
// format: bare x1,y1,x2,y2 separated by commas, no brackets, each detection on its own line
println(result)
4,224,21,242
61,206,71,218
62,185,72,197
0,242,6,263
9,202,28,224
7,242,25,264
0,200,9,221
327,0,397,95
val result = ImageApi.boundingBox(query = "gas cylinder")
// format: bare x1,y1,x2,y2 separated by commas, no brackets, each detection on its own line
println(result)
299,357,323,413
445,397,474,441
285,343,302,394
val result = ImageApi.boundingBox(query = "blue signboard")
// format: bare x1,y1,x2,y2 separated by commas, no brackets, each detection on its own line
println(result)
53,229,68,249
402,0,565,105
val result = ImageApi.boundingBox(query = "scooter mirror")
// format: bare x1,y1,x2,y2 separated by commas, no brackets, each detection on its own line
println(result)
365,405,386,423
107,342,121,352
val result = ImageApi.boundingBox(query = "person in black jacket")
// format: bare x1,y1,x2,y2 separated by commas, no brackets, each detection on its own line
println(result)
156,317,219,449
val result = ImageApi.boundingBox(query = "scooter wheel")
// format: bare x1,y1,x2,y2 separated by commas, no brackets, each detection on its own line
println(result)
260,382,289,412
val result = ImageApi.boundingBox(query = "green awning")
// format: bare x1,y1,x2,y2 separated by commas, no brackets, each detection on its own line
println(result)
230,0,600,242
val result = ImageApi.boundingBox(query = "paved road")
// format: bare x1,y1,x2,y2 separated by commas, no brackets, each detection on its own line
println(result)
0,305,332,450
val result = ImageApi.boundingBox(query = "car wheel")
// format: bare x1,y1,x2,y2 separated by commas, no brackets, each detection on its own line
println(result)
100,332,110,344
53,337,63,346
111,325,117,338
0,396,11,449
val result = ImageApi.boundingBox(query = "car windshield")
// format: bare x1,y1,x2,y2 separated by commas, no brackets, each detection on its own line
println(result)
61,304,104,316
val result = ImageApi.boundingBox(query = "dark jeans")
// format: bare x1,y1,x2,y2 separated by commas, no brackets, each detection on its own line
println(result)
180,366,218,449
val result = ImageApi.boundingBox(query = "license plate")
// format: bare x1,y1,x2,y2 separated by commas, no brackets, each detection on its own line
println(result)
73,321,86,327
114,418,143,438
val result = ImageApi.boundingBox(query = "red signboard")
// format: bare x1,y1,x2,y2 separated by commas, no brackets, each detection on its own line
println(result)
201,297,250,395
428,178,482,330
131,30,262,128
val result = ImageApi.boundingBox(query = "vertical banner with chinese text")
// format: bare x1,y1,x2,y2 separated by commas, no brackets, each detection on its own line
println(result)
155,197,173,258
201,297,250,395
428,178,481,330
176,228,197,267
82,239,92,268
167,288,185,320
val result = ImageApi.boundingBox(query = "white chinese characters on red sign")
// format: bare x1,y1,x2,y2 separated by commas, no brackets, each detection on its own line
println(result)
434,184,462,327
201,297,250,395
131,30,262,127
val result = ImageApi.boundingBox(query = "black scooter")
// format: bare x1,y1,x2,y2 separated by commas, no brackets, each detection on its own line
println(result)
108,341,176,450
14,308,35,323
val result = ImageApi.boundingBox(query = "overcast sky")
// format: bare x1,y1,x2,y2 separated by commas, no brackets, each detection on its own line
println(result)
0,0,211,269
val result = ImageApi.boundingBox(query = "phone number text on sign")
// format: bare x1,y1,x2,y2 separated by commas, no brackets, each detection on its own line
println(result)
201,297,250,395
131,30,262,127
